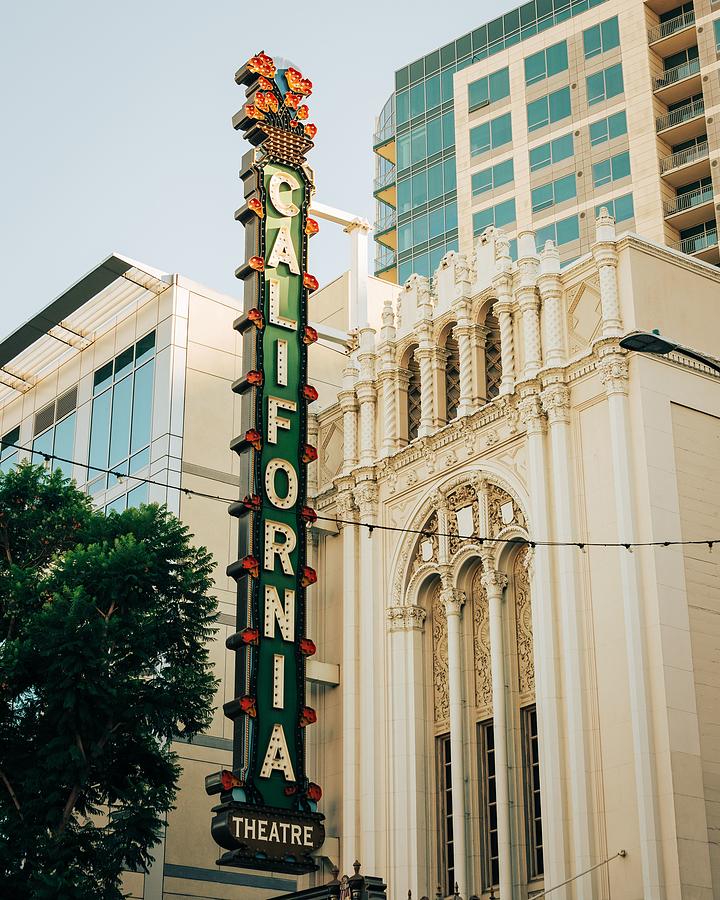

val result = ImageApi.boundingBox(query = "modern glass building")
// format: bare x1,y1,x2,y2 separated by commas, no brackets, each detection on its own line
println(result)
374,0,720,282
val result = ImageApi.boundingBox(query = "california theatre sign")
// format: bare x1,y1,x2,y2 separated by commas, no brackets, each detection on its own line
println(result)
205,51,324,875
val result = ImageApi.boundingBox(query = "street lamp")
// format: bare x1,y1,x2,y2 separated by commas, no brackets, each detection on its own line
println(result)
619,330,720,375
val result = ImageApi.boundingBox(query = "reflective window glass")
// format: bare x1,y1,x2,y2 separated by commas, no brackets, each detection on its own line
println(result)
413,214,429,244
410,82,425,117
397,90,410,125
595,193,634,223
584,16,620,59
411,125,426,163
131,361,154,454
89,389,111,475
127,482,148,509
442,111,455,148
445,202,458,231
397,133,411,170
468,66,510,111
589,110,627,145
398,222,412,252
412,171,428,207
529,132,573,171
109,375,132,469
398,178,412,214
443,158,456,192
429,207,445,238
587,63,624,105
527,86,571,131
428,163,444,200
0,426,20,474
427,117,442,156
426,75,441,110
524,40,568,84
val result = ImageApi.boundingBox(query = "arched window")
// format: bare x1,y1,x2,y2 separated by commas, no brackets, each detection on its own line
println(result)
484,312,502,401
408,352,421,441
444,334,461,422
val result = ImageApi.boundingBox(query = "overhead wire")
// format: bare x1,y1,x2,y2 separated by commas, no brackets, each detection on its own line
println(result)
1,440,717,551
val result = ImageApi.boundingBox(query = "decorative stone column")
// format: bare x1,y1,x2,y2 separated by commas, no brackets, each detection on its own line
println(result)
356,329,377,467
599,348,663,899
379,299,398,456
518,286,542,380
387,604,429,897
453,301,476,417
592,210,622,338
541,380,593,898
440,576,468,898
337,487,360,871
415,341,436,438
354,479,382,872
480,554,512,900
339,366,359,475
538,241,565,369
346,218,372,330
518,388,569,899
493,274,515,397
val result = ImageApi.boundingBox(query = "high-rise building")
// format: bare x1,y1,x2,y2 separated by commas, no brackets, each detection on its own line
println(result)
373,0,720,283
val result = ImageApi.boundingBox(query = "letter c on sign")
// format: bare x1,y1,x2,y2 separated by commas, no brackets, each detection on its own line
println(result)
269,172,300,217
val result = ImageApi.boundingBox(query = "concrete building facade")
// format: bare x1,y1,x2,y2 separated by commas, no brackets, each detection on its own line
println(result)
374,0,720,283
2,209,720,900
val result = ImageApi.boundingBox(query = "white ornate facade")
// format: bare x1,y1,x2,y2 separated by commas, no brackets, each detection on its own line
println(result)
307,215,720,900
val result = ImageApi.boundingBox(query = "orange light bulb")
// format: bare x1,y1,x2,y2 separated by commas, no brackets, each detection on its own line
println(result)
305,218,319,236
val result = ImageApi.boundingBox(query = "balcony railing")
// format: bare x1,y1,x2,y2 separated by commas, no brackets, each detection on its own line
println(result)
375,210,396,233
374,166,396,192
648,9,695,44
653,57,700,92
656,96,704,132
375,246,396,271
663,184,714,217
659,140,709,173
373,119,395,147
672,229,719,255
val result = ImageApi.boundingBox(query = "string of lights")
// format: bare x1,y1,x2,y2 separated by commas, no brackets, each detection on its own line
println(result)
2,440,717,551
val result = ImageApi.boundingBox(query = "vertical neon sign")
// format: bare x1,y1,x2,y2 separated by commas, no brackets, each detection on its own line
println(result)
206,51,324,875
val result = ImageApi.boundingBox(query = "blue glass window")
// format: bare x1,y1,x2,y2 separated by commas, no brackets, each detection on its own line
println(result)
595,193,634,223
472,159,514,195
426,74,441,110
468,67,510,111
398,178,412,214
592,150,631,187
531,172,576,212
589,110,627,146
524,40,568,85
427,117,442,157
470,112,512,157
0,426,20,474
587,63,624,105
33,413,76,481
397,133,411,170
88,331,156,494
583,17,620,59
527,86,571,131
428,163,444,200
529,132,574,171
536,214,580,249
715,19,720,50
473,198,516,236
396,91,409,125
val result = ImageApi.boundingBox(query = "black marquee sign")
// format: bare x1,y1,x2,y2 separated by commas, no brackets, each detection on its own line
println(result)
205,51,324,875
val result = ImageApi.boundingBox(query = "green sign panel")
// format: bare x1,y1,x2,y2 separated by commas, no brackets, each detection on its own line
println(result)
206,51,324,875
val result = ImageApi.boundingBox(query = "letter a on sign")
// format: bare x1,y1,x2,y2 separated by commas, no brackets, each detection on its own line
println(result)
260,723,296,780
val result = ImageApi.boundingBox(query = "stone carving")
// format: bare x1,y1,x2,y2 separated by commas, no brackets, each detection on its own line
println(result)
431,582,449,722
598,352,629,395
514,547,535,698
487,483,526,536
387,604,427,632
411,513,438,575
319,419,344,487
447,483,479,553
471,567,493,712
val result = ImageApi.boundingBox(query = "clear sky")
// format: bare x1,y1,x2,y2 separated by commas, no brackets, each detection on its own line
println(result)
0,0,518,338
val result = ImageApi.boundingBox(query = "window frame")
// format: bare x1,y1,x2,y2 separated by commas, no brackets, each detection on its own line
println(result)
527,85,571,132
478,719,499,890
524,40,569,85
522,705,544,881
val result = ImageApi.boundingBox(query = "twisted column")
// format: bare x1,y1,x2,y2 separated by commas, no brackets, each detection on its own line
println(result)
415,346,435,438
493,287,515,396
519,287,542,379
339,366,359,475
538,241,565,368
356,328,377,466
454,320,475,417
480,556,511,900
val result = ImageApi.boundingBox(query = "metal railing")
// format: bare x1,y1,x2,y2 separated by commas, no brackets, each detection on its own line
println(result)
648,9,695,44
672,229,718,255
373,120,395,147
373,166,396,192
375,246,396,271
653,57,700,92
663,184,714,217
656,96,704,132
375,210,396,233
659,140,709,174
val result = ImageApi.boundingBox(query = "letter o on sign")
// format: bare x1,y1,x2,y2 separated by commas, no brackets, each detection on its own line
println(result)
265,458,299,510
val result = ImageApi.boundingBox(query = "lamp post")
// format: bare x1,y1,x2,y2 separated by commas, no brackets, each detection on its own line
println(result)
619,330,720,374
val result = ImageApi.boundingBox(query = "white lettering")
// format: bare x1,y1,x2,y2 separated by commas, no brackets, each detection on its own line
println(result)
258,820,268,841
303,825,313,846
272,653,285,709
280,822,290,843
232,816,243,839
264,585,295,641
267,225,300,274
244,818,256,840
265,458,298,510
268,280,297,330
263,520,296,575
267,396,296,444
291,824,302,845
269,821,280,842
259,723,296,780
277,338,289,385
269,172,300,218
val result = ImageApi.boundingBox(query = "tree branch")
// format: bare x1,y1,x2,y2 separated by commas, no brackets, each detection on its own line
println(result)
0,767,23,821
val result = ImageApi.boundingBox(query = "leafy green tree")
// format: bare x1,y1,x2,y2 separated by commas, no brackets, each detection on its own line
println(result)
0,463,218,899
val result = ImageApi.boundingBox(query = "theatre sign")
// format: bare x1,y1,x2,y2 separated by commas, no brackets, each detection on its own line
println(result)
205,51,324,875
